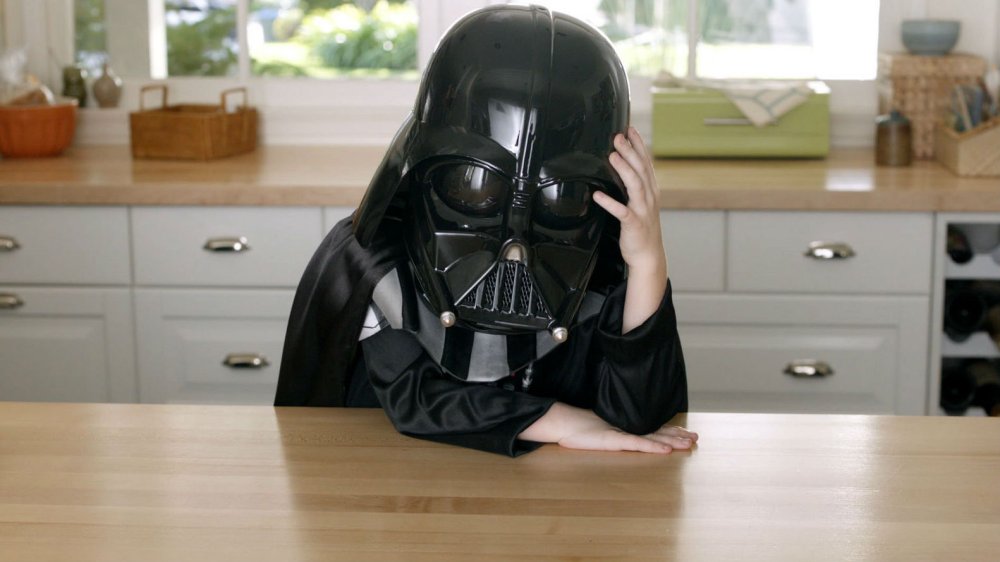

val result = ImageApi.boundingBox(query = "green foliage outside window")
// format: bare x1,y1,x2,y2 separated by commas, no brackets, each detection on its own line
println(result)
165,1,238,77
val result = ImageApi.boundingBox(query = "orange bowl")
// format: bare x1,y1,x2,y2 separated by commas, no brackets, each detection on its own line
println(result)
0,98,78,158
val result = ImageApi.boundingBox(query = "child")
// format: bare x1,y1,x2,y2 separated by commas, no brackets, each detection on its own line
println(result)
275,4,696,456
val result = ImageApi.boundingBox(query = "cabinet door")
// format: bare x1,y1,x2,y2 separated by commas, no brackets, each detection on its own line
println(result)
674,293,929,414
0,287,135,402
135,289,294,404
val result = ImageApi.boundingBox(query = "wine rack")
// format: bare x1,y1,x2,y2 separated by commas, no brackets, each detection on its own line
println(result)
934,216,1000,417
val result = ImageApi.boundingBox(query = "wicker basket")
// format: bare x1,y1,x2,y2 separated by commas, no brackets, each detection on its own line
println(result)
936,118,1000,176
877,53,987,159
130,85,257,160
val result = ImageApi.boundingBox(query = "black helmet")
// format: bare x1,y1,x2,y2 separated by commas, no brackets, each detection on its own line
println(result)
354,4,629,337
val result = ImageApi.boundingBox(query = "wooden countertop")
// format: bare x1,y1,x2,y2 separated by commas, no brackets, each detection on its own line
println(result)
1,145,998,211
2,403,998,561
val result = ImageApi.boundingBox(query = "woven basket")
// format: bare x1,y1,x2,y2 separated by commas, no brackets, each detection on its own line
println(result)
877,53,987,159
936,118,1000,176
130,85,257,160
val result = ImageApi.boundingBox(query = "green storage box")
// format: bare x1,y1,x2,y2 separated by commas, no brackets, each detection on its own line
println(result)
652,82,830,158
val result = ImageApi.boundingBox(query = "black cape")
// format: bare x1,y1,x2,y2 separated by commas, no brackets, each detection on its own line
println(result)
274,216,406,407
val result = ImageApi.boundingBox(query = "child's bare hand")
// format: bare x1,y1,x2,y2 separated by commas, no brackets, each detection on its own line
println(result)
521,402,697,454
593,127,666,275
559,418,698,454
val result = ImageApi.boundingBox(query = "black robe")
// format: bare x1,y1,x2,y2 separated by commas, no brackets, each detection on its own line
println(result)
276,217,688,456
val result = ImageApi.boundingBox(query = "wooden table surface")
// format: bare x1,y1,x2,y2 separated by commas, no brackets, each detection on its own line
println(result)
1,403,998,562
2,145,999,210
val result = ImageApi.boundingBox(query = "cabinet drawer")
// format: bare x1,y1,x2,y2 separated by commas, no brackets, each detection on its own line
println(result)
674,293,929,414
728,212,933,294
661,211,725,292
0,287,135,402
135,289,293,404
0,206,130,285
132,207,323,287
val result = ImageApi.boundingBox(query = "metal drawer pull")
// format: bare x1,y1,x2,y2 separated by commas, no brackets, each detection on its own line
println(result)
0,293,25,310
805,242,855,260
0,236,20,251
222,353,270,369
204,237,250,253
784,360,834,378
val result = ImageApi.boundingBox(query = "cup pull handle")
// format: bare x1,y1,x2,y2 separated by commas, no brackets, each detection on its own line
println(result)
784,360,834,378
222,353,270,369
805,242,855,260
203,237,250,253
0,236,20,252
0,293,25,310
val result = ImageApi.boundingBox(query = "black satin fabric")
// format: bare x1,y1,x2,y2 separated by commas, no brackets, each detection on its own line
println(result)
353,280,688,457
274,216,407,407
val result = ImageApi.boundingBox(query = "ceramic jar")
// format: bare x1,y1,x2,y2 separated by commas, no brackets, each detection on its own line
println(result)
92,63,123,108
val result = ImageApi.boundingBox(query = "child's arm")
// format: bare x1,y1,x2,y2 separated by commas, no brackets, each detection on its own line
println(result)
593,126,668,334
518,127,696,453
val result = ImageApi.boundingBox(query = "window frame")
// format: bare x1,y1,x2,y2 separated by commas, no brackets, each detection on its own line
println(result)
10,0,885,147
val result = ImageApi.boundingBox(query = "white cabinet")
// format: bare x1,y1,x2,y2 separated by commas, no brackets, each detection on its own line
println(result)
130,206,322,405
0,287,135,402
672,211,934,414
132,207,323,287
0,207,135,403
675,293,929,414
728,211,933,294
661,211,725,292
134,289,293,404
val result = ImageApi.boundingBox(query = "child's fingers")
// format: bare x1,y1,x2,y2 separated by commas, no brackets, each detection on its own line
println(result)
626,127,660,205
617,434,672,454
608,151,650,211
646,431,694,449
614,133,654,196
593,190,631,223
655,425,699,442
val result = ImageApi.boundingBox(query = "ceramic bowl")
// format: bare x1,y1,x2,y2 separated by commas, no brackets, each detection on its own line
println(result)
901,20,960,56
0,98,78,158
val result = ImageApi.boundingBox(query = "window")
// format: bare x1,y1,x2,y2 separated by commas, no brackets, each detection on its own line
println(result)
523,0,879,80
74,0,419,79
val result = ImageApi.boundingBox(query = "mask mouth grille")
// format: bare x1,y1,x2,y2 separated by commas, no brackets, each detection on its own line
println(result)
458,260,549,319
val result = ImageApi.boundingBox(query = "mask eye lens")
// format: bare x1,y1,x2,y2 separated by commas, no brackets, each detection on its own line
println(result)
429,164,509,217
536,182,595,228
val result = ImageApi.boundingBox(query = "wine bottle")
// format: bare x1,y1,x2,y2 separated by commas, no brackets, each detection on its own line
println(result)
968,361,1000,417
940,360,1000,415
947,225,974,264
940,363,977,414
944,289,988,342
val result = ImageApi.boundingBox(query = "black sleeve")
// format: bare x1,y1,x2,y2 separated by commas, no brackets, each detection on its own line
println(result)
360,328,556,457
588,279,688,434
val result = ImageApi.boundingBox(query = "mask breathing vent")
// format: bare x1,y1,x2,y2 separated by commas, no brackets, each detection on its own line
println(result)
459,260,548,318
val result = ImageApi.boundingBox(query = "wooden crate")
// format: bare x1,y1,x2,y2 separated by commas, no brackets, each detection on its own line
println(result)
878,53,987,159
936,118,1000,176
130,85,257,160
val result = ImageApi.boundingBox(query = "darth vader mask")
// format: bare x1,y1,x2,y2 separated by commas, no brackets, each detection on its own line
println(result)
354,4,630,338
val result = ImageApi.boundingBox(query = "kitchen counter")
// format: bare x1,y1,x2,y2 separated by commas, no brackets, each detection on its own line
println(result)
1,402,998,561
1,145,998,210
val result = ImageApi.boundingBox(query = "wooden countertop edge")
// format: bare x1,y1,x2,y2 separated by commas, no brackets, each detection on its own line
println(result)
2,183,998,211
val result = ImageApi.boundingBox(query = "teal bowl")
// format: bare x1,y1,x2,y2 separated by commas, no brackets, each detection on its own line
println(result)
901,20,960,56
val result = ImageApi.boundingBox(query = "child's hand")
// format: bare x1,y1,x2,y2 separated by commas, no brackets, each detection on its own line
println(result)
593,127,666,275
520,402,698,454
593,127,669,333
